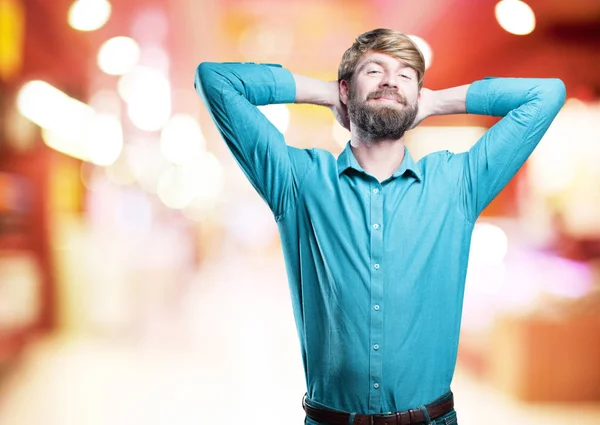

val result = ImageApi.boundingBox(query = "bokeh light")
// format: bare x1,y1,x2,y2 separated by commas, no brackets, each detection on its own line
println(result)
469,223,509,266
157,163,201,209
17,80,94,131
87,114,123,166
68,0,111,32
160,114,205,165
118,66,171,131
408,35,433,70
97,36,141,76
495,0,536,35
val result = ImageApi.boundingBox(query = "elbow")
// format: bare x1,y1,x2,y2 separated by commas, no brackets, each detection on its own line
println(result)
195,61,229,98
194,62,217,93
543,78,567,109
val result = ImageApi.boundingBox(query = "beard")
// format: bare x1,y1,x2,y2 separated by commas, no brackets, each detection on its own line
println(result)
347,87,418,142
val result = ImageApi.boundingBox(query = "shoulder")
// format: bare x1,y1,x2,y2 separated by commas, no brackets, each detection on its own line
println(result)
418,149,467,181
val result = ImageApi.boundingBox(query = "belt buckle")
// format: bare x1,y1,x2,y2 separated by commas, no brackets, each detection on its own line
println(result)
371,412,393,425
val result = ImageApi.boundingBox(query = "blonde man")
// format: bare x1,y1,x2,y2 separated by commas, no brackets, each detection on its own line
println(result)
194,28,565,425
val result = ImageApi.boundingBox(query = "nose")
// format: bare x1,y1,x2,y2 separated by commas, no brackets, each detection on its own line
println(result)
380,71,398,88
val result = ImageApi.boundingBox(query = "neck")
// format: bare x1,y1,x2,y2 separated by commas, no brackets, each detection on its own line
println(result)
349,129,406,182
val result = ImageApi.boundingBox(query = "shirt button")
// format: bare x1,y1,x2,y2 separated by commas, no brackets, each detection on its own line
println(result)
373,383,380,389
373,344,379,350
374,264,380,270
372,224,379,230
374,305,380,311
373,188,379,194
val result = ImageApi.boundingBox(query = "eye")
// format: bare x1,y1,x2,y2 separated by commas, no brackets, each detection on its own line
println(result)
400,74,411,79
367,70,382,74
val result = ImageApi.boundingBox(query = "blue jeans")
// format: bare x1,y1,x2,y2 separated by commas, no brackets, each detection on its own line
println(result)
304,391,458,425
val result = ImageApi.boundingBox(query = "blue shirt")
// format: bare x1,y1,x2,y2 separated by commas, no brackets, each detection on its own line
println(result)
194,62,566,415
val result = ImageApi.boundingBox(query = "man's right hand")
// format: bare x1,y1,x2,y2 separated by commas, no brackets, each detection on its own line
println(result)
330,82,350,131
293,75,350,130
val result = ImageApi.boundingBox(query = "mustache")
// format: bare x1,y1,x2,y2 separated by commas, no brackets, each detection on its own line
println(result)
367,89,408,105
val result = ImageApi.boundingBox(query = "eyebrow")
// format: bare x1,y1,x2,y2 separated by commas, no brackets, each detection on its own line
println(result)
358,59,412,74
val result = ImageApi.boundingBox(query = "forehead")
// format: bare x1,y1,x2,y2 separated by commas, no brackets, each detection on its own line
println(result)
357,52,414,73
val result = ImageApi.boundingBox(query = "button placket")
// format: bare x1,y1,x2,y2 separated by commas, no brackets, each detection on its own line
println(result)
368,182,384,411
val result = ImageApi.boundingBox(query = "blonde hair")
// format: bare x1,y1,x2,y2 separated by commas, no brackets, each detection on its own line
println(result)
338,28,426,89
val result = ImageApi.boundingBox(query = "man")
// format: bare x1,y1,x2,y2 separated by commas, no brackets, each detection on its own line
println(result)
194,28,565,425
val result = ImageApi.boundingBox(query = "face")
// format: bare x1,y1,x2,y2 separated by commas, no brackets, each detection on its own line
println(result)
342,52,420,141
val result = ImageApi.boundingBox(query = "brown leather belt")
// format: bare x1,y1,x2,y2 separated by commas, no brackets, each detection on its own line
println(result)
302,392,454,425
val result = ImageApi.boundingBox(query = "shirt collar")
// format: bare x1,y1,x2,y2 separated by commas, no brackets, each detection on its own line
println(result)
336,141,422,182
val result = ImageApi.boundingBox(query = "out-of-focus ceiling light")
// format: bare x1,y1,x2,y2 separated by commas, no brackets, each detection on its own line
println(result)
97,36,140,75
17,80,122,165
408,35,433,70
68,0,111,32
495,0,536,35
17,80,93,131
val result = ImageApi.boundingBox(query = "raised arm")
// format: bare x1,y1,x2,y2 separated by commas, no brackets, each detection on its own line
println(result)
194,62,319,220
417,78,566,222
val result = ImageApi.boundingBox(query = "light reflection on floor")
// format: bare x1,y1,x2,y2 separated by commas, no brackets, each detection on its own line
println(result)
0,252,599,425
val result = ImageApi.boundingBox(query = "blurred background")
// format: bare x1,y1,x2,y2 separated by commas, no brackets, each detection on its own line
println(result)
0,0,599,424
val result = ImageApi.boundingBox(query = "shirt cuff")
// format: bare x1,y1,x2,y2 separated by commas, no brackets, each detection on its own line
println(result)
268,65,296,104
466,78,496,115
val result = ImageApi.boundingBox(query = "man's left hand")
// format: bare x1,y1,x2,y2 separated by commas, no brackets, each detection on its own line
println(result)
409,88,436,130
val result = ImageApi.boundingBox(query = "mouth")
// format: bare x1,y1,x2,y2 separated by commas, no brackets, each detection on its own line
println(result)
372,96,399,102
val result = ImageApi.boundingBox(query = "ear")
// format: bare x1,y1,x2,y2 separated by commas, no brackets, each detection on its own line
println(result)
339,79,350,106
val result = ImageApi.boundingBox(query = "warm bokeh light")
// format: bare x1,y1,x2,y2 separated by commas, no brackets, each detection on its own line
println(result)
17,80,93,131
97,36,141,75
257,104,290,134
42,128,89,162
87,114,123,166
126,138,169,194
88,89,121,116
105,148,136,186
495,0,536,35
469,223,509,266
157,151,223,210
0,0,25,81
408,35,433,70
67,0,111,32
157,164,200,209
17,80,122,165
160,114,205,164
118,67,171,132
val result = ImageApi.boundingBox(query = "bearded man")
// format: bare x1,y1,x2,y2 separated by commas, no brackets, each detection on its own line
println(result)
194,28,566,425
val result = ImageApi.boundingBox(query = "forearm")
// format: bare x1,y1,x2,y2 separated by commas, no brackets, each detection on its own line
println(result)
293,73,338,107
429,85,470,117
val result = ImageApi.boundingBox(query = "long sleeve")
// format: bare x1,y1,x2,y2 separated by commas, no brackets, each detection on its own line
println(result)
194,62,314,221
457,77,566,222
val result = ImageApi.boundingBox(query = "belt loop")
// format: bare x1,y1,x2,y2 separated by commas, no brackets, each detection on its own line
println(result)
347,412,356,425
417,405,432,425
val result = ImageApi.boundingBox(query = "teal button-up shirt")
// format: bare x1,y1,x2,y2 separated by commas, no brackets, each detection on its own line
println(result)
194,62,565,416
